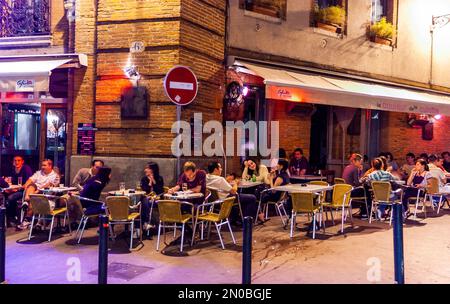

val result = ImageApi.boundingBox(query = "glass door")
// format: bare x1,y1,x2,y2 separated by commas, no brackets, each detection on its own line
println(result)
44,107,67,180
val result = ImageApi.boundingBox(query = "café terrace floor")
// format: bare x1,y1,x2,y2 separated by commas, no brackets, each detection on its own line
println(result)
4,207,450,284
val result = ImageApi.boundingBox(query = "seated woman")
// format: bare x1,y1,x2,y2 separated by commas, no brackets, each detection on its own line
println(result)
402,159,432,218
257,159,290,223
241,158,270,200
140,162,164,231
79,167,111,216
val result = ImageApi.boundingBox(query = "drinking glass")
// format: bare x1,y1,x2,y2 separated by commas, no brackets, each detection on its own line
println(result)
119,182,126,192
17,177,23,186
6,177,12,185
59,183,64,188
136,181,142,191
182,183,188,192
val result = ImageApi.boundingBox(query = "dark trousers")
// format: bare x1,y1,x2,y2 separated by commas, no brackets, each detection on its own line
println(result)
402,187,423,212
5,191,24,219
350,187,371,216
237,193,257,219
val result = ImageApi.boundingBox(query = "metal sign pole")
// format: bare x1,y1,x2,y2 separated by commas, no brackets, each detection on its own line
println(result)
176,105,181,178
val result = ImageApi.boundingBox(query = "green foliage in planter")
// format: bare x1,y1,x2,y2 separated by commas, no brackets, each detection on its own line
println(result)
314,4,346,27
370,17,395,39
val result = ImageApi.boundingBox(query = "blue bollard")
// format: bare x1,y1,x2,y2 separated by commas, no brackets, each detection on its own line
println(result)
242,216,253,284
0,207,5,283
98,214,109,285
392,203,405,284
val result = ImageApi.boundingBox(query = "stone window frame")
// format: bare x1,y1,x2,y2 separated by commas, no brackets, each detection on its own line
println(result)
239,0,288,21
311,0,348,38
369,0,399,48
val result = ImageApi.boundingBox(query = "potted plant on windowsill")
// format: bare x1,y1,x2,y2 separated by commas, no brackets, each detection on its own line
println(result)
314,4,346,34
369,17,395,46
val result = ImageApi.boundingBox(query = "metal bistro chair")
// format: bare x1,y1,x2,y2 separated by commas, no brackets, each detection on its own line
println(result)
69,195,105,244
370,181,402,225
105,196,142,250
191,196,236,249
28,194,70,242
256,188,289,226
334,177,346,184
156,200,194,253
208,187,244,221
425,177,447,215
290,192,324,239
321,184,353,233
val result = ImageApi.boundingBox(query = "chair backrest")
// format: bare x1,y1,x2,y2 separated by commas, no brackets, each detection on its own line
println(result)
331,184,353,207
309,181,329,186
427,177,439,195
291,192,316,213
29,194,51,215
106,196,131,221
218,196,236,220
67,195,84,219
207,187,220,202
371,181,392,202
334,178,346,184
157,200,183,223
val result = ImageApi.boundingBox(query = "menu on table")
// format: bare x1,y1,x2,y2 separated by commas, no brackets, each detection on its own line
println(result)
77,123,97,155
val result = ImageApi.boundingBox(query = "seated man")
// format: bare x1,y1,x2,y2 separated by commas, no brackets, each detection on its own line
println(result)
206,161,257,222
71,159,104,191
289,148,308,176
18,159,60,229
3,156,33,225
342,153,368,218
168,161,206,206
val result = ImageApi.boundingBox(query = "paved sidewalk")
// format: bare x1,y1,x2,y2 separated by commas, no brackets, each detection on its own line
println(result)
4,208,450,284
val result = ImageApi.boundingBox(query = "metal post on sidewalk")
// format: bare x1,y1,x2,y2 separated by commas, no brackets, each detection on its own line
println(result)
393,203,405,284
98,214,109,285
0,207,6,284
242,216,253,284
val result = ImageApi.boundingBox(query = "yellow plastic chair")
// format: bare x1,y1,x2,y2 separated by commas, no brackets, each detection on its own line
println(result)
69,195,104,244
334,178,346,184
106,196,141,250
309,181,330,205
321,184,353,233
191,197,236,249
424,177,446,216
370,181,402,225
156,200,194,252
290,192,324,239
28,194,70,242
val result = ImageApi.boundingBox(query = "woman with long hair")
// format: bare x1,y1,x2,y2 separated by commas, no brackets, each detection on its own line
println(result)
140,162,164,232
402,159,431,218
79,167,112,215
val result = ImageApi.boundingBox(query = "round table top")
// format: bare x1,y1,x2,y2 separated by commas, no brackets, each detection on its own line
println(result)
108,189,147,196
163,191,204,200
40,187,78,193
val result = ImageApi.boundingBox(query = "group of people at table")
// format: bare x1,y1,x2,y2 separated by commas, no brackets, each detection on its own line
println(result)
343,151,450,220
1,148,450,236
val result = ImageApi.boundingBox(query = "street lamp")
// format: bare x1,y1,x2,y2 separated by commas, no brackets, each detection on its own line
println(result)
429,13,450,85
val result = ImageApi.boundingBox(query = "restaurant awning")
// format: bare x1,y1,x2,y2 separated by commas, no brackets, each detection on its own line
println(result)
233,59,450,116
0,54,87,92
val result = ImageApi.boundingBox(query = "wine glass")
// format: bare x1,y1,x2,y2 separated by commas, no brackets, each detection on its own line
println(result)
119,182,126,192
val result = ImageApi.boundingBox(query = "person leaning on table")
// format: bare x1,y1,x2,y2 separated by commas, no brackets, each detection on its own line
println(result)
71,159,104,191
168,161,206,206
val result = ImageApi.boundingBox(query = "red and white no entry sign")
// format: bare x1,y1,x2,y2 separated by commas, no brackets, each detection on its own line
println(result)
163,66,198,106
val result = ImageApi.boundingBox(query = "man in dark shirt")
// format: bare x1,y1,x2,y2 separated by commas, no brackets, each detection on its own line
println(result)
3,156,33,225
168,161,206,205
342,153,368,218
442,151,450,172
289,148,309,176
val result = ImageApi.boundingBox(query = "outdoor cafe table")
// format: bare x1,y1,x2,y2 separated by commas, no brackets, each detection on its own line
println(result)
108,189,147,206
237,181,263,189
163,192,204,200
40,186,78,194
289,175,327,184
272,183,333,193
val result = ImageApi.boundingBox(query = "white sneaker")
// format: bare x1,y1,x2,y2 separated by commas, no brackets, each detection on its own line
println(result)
18,220,31,230
143,223,155,230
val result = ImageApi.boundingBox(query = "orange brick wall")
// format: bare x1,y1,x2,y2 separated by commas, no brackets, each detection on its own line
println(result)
380,112,450,163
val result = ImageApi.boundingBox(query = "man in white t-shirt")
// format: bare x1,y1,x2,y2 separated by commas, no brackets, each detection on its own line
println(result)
23,159,60,201
206,162,257,222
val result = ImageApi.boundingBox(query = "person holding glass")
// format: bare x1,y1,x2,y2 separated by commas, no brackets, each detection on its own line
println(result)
140,162,164,232
2,156,33,226
168,161,206,205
